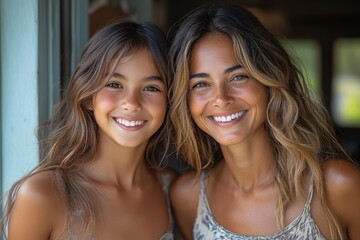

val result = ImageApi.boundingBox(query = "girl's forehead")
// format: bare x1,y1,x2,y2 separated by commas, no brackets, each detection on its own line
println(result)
104,47,164,81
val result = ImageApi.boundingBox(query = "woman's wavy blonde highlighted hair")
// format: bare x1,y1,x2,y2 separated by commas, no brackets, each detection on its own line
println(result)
169,4,350,239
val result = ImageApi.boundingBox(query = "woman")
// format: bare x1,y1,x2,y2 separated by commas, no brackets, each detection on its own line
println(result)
169,4,360,239
1,20,175,239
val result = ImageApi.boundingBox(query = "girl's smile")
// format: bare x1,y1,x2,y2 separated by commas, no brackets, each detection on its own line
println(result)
92,47,167,148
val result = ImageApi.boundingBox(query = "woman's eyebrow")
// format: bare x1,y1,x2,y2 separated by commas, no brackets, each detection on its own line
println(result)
189,65,243,79
224,65,242,74
189,72,209,79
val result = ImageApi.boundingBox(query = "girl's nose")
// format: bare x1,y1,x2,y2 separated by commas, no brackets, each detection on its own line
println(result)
121,91,142,111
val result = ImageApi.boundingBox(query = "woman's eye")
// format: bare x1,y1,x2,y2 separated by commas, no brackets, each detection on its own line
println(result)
144,86,160,92
232,74,249,82
106,82,121,88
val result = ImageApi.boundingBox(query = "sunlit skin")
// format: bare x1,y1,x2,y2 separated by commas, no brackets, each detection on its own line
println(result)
92,47,167,150
189,33,268,149
79,47,172,238
7,47,174,240
186,32,286,236
171,33,360,240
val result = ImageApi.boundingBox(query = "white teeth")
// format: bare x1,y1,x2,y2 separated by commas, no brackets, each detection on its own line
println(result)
116,118,144,127
213,111,245,123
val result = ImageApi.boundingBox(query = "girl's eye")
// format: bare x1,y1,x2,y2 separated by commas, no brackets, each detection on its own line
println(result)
191,81,209,89
106,82,121,88
144,86,160,92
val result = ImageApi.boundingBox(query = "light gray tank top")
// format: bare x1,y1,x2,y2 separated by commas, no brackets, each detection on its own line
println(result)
159,172,175,240
193,172,326,240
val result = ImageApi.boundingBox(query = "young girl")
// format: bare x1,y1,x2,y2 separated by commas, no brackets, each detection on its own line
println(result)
1,20,175,239
169,4,360,240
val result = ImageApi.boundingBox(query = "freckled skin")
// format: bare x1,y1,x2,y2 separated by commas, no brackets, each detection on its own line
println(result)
171,32,360,240
93,47,167,149
189,33,268,147
7,47,176,240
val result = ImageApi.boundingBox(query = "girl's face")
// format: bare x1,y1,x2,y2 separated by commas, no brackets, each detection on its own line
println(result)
92,47,167,148
188,33,268,146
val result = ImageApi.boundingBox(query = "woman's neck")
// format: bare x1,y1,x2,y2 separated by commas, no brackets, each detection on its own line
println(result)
218,133,276,190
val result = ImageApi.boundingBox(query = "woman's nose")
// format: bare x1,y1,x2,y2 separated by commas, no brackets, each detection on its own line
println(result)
213,85,235,108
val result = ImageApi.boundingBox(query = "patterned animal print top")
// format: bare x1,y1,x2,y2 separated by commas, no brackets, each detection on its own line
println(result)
194,172,326,240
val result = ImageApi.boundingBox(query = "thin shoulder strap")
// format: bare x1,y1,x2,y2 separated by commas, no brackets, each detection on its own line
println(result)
160,172,171,193
199,171,206,196
159,172,174,231
305,179,314,211
196,171,207,215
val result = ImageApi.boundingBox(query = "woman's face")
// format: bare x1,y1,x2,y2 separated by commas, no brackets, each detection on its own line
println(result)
92,47,167,149
188,33,268,146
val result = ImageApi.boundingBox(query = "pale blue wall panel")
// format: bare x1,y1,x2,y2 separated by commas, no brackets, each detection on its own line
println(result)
1,0,39,195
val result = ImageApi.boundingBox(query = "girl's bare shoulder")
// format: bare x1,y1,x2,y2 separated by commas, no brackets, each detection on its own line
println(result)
17,171,61,203
7,170,66,239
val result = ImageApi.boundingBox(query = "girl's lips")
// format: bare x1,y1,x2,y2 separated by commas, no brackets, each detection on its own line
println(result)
115,118,145,127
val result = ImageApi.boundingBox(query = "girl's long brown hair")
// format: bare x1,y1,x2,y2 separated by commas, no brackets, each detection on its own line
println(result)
1,20,171,239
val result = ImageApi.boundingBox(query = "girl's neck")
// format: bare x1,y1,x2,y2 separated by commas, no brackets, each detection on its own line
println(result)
83,139,152,191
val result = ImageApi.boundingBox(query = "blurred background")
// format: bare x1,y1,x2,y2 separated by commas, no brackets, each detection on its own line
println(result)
1,0,359,197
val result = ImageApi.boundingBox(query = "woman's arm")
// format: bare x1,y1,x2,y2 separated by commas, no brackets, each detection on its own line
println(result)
170,171,200,240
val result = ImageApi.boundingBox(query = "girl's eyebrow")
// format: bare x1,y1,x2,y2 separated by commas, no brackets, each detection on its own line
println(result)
109,72,125,79
189,65,242,80
146,76,163,82
109,72,163,82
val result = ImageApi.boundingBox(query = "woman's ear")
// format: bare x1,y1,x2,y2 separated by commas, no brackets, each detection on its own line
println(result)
84,98,93,111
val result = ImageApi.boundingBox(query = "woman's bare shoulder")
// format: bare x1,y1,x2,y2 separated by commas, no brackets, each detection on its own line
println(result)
172,170,200,193
322,159,360,237
170,169,201,210
170,169,200,240
322,158,360,191
157,167,179,185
